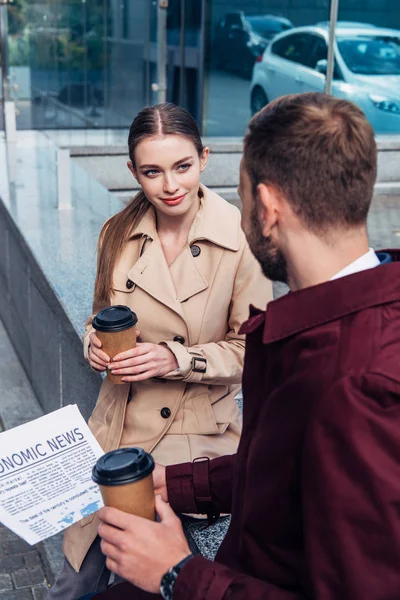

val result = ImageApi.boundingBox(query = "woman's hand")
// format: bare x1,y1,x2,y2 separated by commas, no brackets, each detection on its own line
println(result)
109,343,178,382
88,332,110,372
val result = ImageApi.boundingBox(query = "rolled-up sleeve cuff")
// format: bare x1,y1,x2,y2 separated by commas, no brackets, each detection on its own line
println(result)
160,341,205,383
161,341,192,377
166,462,198,514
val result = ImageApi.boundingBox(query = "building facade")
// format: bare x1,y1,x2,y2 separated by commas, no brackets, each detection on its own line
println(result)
1,0,400,136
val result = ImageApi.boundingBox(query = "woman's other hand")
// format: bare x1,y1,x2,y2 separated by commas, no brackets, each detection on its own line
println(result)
88,332,110,372
109,343,178,382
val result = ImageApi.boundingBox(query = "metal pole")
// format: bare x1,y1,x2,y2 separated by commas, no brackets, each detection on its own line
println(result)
0,0,16,141
179,0,185,107
0,0,10,103
57,148,72,210
153,0,168,103
325,0,339,96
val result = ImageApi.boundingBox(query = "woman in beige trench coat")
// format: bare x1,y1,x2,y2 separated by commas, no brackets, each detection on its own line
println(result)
47,103,272,600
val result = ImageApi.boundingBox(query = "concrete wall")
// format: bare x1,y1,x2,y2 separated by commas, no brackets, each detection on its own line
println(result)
71,137,400,196
0,203,101,422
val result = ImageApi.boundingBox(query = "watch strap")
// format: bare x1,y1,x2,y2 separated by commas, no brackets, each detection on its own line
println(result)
173,553,195,575
160,554,195,600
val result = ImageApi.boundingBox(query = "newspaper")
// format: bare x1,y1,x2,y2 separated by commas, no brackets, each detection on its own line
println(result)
0,404,105,544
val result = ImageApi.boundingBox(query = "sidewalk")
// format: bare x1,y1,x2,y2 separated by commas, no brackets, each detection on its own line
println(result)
0,320,62,599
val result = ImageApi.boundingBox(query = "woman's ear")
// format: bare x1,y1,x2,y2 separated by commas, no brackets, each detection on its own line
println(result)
127,160,138,181
200,147,210,172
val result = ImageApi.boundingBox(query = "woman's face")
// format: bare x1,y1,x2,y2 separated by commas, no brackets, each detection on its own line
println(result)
128,134,209,218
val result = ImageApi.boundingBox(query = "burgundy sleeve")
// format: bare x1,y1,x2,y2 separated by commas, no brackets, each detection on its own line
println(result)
174,556,302,599
302,372,400,599
166,454,236,516
172,372,400,600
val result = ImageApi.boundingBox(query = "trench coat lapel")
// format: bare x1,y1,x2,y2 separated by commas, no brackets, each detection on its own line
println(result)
126,238,187,320
124,186,240,318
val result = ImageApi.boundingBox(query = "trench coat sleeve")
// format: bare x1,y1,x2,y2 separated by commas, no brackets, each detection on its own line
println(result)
166,454,236,515
170,372,400,600
161,242,272,384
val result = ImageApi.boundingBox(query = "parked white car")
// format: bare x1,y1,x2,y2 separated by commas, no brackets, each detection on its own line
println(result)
250,24,400,133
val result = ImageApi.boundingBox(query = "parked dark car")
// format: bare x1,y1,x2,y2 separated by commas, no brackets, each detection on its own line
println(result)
213,11,293,79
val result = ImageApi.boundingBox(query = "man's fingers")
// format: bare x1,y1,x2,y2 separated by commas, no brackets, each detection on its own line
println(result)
155,495,176,523
98,521,125,546
105,556,120,576
98,506,141,532
100,538,120,562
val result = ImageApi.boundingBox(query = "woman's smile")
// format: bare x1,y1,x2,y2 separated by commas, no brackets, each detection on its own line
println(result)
160,193,187,206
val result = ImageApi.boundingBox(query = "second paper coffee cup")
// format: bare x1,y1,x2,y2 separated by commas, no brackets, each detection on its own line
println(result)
92,305,138,385
92,447,155,520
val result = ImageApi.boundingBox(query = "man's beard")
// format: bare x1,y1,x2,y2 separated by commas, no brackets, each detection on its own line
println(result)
247,206,288,284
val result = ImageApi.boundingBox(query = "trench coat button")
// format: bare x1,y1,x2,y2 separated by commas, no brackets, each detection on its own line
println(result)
126,279,134,290
190,244,201,257
160,407,171,419
173,335,185,344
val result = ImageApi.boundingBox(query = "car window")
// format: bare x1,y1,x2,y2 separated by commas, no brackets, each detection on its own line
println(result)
247,17,292,37
309,37,328,68
271,33,316,66
225,14,242,30
337,35,400,75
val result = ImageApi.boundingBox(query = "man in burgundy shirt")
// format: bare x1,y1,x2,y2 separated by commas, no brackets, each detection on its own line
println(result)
93,93,400,599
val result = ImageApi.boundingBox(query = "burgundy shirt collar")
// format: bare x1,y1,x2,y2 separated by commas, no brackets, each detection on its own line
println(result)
241,249,400,344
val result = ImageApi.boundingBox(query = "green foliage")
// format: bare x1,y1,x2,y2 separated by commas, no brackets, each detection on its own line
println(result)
7,0,27,36
6,0,109,70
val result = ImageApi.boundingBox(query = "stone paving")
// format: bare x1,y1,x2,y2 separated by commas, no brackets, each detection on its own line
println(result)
0,523,50,599
0,322,52,599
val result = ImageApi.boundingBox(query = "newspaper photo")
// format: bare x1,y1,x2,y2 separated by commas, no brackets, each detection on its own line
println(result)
0,404,104,544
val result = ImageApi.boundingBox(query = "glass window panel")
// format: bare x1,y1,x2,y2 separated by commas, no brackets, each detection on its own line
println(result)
334,0,400,134
203,1,330,136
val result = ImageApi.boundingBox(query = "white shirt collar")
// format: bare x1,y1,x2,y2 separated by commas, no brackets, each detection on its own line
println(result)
330,248,380,281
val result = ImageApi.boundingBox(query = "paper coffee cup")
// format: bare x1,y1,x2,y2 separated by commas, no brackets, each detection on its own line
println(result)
92,305,138,385
92,447,155,521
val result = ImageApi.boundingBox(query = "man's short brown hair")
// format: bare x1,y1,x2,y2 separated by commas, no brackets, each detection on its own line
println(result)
244,92,377,232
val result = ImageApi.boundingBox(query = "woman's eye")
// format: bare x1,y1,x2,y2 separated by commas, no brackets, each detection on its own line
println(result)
144,169,159,176
177,163,191,171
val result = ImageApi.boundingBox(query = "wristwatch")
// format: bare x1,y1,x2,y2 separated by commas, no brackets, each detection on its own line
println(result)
160,554,195,600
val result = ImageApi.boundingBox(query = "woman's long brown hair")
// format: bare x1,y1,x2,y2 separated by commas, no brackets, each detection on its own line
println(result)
94,103,204,304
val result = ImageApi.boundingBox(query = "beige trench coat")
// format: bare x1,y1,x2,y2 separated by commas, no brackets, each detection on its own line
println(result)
63,185,272,572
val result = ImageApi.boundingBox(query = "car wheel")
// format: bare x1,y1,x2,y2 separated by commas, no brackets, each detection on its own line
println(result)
251,87,268,115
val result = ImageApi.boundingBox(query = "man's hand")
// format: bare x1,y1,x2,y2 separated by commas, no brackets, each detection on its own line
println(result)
108,343,178,382
153,463,168,503
98,496,191,593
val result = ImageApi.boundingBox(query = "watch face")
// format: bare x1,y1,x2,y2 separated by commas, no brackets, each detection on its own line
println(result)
160,569,177,600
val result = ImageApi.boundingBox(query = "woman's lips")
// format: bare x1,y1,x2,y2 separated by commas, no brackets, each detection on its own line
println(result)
161,193,186,206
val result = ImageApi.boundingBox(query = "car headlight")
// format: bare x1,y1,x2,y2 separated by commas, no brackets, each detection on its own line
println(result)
369,95,400,114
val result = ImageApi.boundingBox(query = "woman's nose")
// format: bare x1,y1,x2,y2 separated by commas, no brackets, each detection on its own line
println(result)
163,174,179,194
